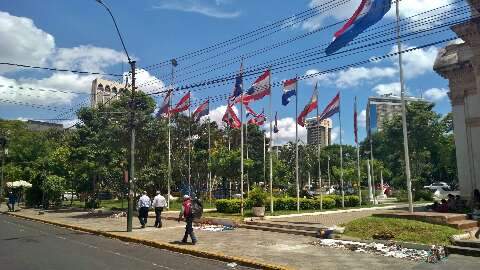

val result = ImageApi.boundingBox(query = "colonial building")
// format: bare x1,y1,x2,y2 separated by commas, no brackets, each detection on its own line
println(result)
433,0,480,204
90,78,128,108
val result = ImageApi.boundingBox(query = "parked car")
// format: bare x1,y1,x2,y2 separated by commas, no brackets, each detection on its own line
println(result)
424,182,450,190
63,192,77,201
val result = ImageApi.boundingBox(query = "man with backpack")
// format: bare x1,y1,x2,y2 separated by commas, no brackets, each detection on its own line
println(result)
178,195,203,244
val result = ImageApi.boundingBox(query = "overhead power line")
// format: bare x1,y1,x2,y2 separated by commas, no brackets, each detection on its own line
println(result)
0,62,124,77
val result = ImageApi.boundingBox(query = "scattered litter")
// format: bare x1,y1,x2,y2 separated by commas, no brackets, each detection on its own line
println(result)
227,262,238,268
426,245,447,263
194,224,234,232
310,239,438,262
109,212,127,218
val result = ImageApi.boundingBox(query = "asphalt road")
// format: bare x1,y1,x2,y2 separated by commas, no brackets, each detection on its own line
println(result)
0,214,254,270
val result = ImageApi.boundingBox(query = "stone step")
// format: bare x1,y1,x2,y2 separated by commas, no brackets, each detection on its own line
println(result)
446,245,480,257
239,224,318,237
245,221,323,232
454,240,480,249
447,220,479,230
445,214,469,223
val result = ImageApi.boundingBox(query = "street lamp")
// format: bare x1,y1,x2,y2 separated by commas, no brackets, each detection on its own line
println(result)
95,0,137,232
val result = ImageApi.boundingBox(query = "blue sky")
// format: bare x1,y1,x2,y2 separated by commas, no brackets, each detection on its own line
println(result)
0,0,462,145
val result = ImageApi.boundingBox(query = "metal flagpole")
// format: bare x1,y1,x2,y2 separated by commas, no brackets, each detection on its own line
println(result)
339,92,344,208
315,83,322,211
295,79,300,213
264,132,266,185
370,135,376,204
327,156,331,189
167,60,176,209
246,120,249,197
355,97,362,205
188,92,192,196
208,98,212,203
240,94,244,216
396,0,413,213
269,73,274,214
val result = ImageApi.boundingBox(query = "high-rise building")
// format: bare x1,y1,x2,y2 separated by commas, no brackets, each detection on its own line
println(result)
305,117,332,147
366,94,426,134
91,78,129,108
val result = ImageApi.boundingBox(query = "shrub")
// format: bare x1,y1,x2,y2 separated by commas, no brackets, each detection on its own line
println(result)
322,197,336,209
300,198,315,210
248,187,268,207
345,196,360,207
325,195,342,208
274,197,296,210
216,199,241,213
394,190,408,202
414,189,434,202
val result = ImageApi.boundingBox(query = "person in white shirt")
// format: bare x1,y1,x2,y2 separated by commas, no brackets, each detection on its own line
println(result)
137,191,151,228
152,191,167,228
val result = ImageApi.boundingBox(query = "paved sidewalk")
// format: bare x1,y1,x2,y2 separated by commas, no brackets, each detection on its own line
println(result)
2,206,478,270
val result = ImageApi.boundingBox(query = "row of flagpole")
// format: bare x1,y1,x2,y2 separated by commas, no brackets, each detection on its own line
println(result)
158,0,413,214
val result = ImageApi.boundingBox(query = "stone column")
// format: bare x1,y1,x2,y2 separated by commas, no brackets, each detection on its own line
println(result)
434,1,480,203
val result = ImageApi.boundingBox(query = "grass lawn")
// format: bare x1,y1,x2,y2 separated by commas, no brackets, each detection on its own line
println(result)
342,216,462,245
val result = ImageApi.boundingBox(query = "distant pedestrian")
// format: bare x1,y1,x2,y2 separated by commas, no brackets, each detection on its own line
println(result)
7,191,16,212
152,191,167,228
137,191,151,228
178,195,197,244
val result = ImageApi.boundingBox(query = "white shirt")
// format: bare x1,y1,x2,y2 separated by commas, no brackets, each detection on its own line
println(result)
152,194,167,208
137,195,151,208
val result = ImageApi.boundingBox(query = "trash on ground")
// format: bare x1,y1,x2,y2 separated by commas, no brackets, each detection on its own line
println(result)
310,239,444,263
227,262,238,268
109,212,127,218
194,224,235,232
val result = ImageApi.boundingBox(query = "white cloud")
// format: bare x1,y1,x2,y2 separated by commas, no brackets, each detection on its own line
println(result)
126,68,165,93
264,117,307,146
373,82,401,96
358,109,366,127
50,45,126,73
424,87,448,102
331,126,340,143
391,45,438,79
335,66,397,88
154,0,241,19
209,105,239,128
304,69,334,86
302,0,361,31
0,11,55,74
386,0,456,27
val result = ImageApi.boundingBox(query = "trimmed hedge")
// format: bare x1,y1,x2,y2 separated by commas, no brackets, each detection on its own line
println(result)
215,195,360,213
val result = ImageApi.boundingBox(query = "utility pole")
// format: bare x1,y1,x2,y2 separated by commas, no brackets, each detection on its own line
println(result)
396,0,413,212
0,136,6,202
95,0,135,231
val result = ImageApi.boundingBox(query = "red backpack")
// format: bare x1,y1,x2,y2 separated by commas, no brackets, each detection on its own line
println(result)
183,200,192,218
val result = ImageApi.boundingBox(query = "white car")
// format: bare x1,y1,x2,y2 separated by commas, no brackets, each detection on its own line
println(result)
63,192,77,201
423,182,450,190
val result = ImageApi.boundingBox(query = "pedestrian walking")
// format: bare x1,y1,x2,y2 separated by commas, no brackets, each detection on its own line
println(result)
178,195,197,244
7,191,16,212
137,191,151,228
152,191,167,228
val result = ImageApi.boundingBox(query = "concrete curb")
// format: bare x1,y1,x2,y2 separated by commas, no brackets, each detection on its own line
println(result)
1,211,291,270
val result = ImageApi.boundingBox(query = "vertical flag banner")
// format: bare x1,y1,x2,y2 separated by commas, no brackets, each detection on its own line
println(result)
273,112,279,133
192,99,209,122
230,63,244,104
325,0,392,55
157,90,172,117
243,70,271,104
297,84,318,127
319,92,340,121
222,104,241,129
170,92,191,114
354,96,358,144
248,111,266,126
282,78,297,106
245,104,258,118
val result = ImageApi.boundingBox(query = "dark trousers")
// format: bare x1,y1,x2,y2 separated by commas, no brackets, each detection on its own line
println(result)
182,217,197,243
154,207,163,228
138,207,149,227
